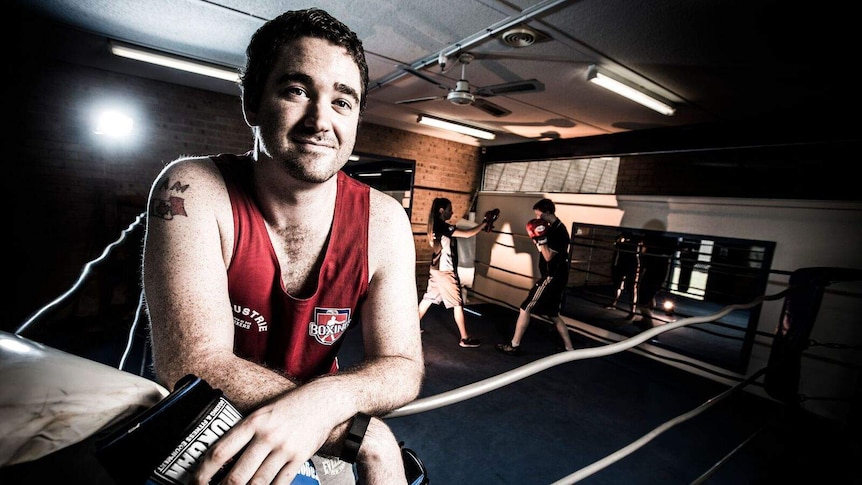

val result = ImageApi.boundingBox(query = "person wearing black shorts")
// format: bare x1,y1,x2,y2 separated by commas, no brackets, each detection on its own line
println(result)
496,198,574,355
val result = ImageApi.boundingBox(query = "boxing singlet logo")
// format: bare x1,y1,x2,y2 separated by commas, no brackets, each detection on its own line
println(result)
231,304,269,332
309,308,351,345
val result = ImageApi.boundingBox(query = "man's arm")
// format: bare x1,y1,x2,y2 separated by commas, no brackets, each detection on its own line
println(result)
196,189,423,485
146,170,423,484
143,157,297,405
144,159,323,483
351,188,425,413
348,189,425,483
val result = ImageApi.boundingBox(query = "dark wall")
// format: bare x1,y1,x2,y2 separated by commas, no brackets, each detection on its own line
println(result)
615,142,858,199
8,59,251,334
483,121,861,201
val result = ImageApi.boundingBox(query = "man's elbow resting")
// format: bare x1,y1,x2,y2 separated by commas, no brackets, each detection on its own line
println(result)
403,362,425,402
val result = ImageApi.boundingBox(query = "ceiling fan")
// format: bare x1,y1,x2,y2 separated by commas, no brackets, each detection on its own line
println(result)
395,53,544,118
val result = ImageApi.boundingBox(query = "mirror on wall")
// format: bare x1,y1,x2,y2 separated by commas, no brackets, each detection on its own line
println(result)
562,223,775,373
343,153,415,217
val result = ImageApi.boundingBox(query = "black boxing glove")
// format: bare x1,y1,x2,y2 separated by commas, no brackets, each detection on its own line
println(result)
482,208,500,232
526,218,549,245
95,375,321,485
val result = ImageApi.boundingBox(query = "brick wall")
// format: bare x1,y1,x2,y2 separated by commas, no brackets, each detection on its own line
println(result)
353,124,482,297
7,58,481,329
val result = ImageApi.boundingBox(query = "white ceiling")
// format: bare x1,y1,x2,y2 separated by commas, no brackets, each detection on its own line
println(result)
12,0,853,147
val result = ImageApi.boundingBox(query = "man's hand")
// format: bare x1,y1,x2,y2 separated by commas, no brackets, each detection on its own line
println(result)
191,389,337,485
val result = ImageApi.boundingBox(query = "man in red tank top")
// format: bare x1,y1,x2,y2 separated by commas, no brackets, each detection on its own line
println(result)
143,8,423,485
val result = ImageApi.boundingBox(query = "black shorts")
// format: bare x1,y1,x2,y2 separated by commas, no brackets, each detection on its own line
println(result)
520,274,566,317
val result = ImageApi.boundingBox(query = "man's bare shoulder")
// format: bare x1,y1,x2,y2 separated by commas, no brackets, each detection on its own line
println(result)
147,155,234,228
154,155,220,183
367,189,415,266
368,188,409,220
149,155,226,198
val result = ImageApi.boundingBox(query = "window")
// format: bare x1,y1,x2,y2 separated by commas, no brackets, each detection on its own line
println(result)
482,157,619,193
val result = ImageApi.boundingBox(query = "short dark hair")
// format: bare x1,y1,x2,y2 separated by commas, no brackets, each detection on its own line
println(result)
240,8,369,114
533,198,555,214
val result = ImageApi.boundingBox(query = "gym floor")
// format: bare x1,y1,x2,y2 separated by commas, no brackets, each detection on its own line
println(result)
340,302,857,484
2,301,856,484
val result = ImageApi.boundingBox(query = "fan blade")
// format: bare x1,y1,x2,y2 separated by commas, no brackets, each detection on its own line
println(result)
475,79,544,97
401,67,451,91
472,98,511,118
395,96,446,105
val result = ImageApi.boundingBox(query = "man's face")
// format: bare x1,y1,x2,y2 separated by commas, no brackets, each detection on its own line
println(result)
246,36,362,183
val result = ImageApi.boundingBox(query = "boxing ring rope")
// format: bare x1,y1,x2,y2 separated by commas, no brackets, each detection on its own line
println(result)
549,367,768,484
15,212,148,337
689,417,775,485
386,289,788,419
386,290,791,483
119,290,148,373
16,214,840,483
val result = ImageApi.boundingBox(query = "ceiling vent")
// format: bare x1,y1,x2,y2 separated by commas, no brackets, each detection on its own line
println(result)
499,26,544,48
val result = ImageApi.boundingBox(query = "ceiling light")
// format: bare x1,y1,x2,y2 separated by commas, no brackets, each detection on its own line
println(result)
587,65,675,116
109,41,240,83
417,114,495,140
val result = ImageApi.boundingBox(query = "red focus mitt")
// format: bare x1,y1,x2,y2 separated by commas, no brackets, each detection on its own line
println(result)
482,208,500,232
526,218,549,245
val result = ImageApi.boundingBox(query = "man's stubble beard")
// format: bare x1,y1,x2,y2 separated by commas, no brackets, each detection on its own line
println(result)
280,144,352,184
255,124,355,183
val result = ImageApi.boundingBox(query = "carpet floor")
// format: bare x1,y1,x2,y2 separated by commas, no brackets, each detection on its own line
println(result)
340,302,857,484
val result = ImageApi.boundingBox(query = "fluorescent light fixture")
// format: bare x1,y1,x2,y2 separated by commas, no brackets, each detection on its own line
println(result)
417,114,495,140
110,41,240,83
587,65,675,116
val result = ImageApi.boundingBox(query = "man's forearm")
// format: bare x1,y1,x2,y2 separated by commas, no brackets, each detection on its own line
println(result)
153,347,297,413
316,353,423,417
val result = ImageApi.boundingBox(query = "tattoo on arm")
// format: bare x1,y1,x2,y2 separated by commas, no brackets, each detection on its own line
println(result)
150,179,190,220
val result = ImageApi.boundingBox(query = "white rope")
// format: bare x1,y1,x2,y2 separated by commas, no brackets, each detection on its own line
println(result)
386,290,789,484
15,212,146,336
549,367,768,484
118,290,146,371
386,291,785,418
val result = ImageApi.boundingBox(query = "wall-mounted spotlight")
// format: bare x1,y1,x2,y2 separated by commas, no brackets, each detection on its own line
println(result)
94,110,134,137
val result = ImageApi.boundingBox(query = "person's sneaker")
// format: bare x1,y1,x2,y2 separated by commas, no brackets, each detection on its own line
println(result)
495,343,520,355
459,337,481,348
